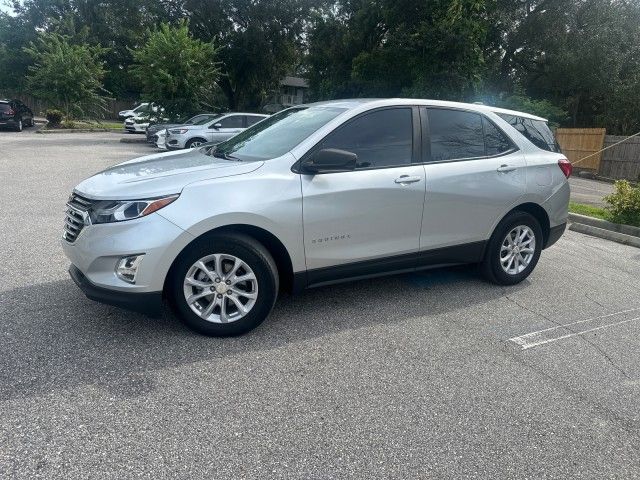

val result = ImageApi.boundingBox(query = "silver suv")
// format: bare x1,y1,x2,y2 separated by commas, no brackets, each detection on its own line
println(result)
62,99,570,336
165,112,269,149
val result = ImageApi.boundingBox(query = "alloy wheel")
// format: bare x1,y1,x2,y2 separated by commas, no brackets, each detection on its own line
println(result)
183,253,258,323
500,225,536,275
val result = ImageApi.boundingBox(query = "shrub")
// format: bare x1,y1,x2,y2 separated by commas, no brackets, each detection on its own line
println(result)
61,119,76,129
45,109,63,128
604,180,640,227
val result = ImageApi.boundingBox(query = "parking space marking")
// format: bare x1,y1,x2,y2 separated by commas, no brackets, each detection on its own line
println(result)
510,307,640,350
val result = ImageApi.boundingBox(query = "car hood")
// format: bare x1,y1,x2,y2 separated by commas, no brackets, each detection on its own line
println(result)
75,149,264,200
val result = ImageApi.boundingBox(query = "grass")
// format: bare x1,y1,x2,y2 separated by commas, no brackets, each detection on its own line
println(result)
44,120,123,130
568,202,610,221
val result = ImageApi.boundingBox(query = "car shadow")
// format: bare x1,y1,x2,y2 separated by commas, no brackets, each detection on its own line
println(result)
0,265,527,401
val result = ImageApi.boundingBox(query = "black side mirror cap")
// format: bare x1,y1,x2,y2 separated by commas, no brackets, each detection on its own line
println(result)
301,148,357,174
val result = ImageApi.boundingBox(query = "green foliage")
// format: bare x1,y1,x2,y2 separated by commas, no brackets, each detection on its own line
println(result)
24,32,109,119
44,109,64,127
496,94,568,128
61,119,76,129
183,0,314,110
130,21,220,120
568,202,610,222
604,181,640,227
306,0,487,101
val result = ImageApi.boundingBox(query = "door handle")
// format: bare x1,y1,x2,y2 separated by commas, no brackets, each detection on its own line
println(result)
497,164,517,173
394,175,422,184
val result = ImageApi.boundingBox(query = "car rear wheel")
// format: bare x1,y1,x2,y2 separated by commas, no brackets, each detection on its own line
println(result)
168,233,279,336
481,211,543,285
186,138,206,149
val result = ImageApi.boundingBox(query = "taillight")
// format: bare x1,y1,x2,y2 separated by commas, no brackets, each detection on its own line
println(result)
6,109,15,115
558,157,572,178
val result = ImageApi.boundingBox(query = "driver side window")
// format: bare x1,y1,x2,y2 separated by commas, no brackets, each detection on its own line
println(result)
318,108,413,169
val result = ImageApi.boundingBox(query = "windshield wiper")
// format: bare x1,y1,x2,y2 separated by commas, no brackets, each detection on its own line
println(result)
211,149,241,161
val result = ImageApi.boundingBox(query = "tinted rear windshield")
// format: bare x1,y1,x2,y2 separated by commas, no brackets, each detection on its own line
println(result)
0,103,11,112
496,113,560,152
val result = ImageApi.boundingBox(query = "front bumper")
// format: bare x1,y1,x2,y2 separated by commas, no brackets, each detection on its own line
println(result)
61,211,194,293
69,265,163,317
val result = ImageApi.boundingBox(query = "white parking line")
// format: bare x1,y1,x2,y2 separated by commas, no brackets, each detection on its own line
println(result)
510,308,640,350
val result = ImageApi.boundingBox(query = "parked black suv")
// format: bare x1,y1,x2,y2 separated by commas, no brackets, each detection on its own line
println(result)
0,99,34,132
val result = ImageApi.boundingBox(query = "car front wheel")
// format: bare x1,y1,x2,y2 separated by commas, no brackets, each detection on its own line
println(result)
481,211,543,285
168,233,279,336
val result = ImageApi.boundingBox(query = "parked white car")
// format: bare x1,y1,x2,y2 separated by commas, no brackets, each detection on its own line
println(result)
118,103,149,120
123,104,166,133
165,113,268,149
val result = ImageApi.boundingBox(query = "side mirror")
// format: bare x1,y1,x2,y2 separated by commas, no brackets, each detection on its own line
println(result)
301,148,357,174
212,123,222,130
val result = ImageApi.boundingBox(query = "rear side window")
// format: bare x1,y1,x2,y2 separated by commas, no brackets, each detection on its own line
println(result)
245,115,265,127
482,117,513,156
497,114,559,152
428,109,485,161
319,108,413,169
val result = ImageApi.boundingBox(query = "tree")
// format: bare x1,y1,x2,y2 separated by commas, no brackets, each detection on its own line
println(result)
24,32,109,118
182,0,316,110
305,0,488,101
130,21,220,119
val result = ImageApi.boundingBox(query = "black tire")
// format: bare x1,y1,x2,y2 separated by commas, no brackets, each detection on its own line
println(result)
15,120,22,132
185,138,207,149
168,233,279,336
481,211,543,285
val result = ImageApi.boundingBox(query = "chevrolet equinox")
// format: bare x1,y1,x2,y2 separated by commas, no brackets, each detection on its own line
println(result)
62,99,571,336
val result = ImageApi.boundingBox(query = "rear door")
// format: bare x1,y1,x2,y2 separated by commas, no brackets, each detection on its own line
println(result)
419,107,526,257
301,107,426,280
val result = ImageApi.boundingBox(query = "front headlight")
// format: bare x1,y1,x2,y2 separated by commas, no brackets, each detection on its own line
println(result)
89,194,179,224
169,128,189,134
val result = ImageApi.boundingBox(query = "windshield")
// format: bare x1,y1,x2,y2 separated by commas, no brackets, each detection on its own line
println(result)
190,114,220,125
133,103,148,113
212,106,347,161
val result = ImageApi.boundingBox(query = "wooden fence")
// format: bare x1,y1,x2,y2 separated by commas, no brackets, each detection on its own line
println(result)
599,135,640,182
555,128,606,171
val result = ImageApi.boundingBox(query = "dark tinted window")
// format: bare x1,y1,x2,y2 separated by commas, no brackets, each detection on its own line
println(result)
218,115,243,128
245,115,265,127
497,114,559,152
428,109,485,161
319,108,413,169
0,103,11,113
483,117,512,155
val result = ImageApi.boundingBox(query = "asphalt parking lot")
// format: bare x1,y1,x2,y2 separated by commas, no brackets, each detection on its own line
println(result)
1,130,640,479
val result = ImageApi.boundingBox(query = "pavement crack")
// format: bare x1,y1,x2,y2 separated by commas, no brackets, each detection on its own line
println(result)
503,291,562,327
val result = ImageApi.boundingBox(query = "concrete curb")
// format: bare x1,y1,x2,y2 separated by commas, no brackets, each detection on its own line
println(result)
568,213,640,237
119,137,148,144
568,213,640,248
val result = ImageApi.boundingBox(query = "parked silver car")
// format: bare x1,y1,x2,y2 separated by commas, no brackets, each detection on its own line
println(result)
62,99,570,336
165,112,269,149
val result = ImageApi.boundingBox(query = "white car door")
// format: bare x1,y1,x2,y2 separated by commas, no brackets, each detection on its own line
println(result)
301,107,426,284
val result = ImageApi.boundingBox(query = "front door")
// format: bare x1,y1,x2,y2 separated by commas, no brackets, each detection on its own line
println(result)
207,114,245,143
301,107,426,284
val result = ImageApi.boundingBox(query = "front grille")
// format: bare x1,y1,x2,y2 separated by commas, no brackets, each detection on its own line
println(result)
63,193,93,243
